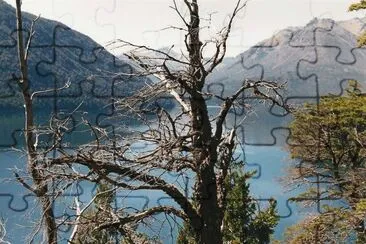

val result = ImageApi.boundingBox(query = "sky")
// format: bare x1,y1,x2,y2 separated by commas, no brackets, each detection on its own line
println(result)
4,0,365,57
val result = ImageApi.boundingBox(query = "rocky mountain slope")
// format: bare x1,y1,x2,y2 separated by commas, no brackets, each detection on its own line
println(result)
206,17,366,143
0,0,147,110
209,17,366,101
132,17,366,109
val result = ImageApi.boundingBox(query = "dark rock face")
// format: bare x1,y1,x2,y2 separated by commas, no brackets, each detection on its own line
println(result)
0,0,148,110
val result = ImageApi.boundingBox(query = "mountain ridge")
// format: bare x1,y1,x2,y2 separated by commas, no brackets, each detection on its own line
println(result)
204,17,366,142
0,0,148,110
208,17,366,98
1,0,365,113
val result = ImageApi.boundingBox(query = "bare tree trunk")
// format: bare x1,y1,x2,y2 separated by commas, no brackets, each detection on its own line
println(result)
195,163,223,244
32,0,282,242
15,1,57,243
189,95,223,243
186,1,224,243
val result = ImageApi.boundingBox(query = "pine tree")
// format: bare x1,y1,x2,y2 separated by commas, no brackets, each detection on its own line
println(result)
177,161,279,244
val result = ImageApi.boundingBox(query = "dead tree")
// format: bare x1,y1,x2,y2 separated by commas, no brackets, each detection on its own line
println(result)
47,0,287,243
14,1,57,243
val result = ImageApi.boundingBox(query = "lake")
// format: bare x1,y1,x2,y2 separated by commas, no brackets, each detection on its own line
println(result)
0,110,311,243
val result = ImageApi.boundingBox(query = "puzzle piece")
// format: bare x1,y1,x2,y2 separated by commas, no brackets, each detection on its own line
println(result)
1,0,365,243
223,18,360,147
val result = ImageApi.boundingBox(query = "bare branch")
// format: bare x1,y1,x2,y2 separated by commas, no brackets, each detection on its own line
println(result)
50,155,199,222
96,205,188,231
110,39,193,67
68,187,117,243
170,0,189,27
0,219,10,244
24,15,40,61
14,172,37,194
207,0,248,73
31,79,71,100
183,0,193,13
214,79,286,140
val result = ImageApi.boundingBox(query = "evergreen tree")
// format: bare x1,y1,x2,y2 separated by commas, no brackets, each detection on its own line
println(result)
177,162,279,244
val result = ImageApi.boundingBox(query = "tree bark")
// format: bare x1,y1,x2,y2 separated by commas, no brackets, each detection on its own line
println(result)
195,165,223,244
185,1,224,243
15,1,57,243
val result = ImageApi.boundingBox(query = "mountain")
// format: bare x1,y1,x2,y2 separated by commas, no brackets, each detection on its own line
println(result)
123,17,366,109
206,17,366,143
116,17,366,144
0,0,148,111
208,17,366,100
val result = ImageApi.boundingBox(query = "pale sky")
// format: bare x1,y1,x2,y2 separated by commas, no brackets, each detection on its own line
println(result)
4,0,365,56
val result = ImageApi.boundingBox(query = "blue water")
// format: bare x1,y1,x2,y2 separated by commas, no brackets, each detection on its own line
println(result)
245,145,313,240
0,106,311,243
0,144,312,243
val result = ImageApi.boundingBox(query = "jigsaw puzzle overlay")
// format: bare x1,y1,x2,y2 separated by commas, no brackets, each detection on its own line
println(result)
0,0,365,243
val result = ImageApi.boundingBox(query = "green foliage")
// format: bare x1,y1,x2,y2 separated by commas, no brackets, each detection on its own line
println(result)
348,1,366,47
286,81,366,242
177,163,279,244
349,0,366,11
222,169,278,244
285,203,366,243
289,86,366,176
